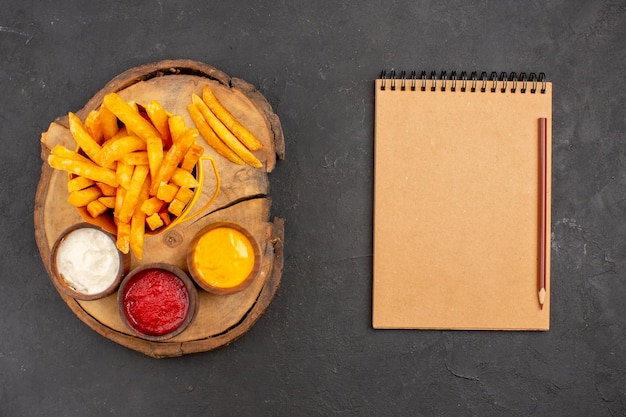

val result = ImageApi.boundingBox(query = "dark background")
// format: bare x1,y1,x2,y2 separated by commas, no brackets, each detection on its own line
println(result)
2,1,625,416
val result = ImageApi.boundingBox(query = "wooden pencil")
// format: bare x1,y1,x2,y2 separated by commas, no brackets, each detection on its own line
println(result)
539,117,547,309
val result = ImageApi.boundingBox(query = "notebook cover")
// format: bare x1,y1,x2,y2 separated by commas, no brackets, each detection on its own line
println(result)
372,76,552,330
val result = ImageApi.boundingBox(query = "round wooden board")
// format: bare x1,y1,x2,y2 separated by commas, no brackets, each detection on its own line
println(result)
34,60,284,358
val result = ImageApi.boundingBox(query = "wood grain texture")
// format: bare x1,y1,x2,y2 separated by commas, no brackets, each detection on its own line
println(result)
34,60,284,358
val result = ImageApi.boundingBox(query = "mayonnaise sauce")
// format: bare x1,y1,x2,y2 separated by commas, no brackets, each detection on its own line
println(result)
55,227,120,295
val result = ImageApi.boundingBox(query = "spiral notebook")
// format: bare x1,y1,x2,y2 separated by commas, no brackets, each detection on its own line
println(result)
373,70,552,330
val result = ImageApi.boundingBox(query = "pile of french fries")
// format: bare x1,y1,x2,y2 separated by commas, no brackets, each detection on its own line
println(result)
47,93,205,259
47,84,264,260
188,85,264,168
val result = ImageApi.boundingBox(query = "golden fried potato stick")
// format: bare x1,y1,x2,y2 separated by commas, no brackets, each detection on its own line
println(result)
174,187,194,205
156,182,179,203
158,211,171,226
116,161,134,190
149,128,198,195
67,176,95,193
170,168,198,188
191,95,262,168
201,85,263,151
84,110,104,145
167,115,188,142
47,154,118,188
130,177,150,259
167,198,186,217
68,112,102,164
102,93,161,142
98,106,119,141
145,135,163,181
99,135,146,167
96,182,117,196
116,221,131,254
140,197,165,216
180,143,204,172
146,213,164,231
110,125,128,141
146,100,172,148
122,151,149,166
118,164,149,223
87,199,108,218
51,145,91,163
67,186,102,207
113,186,126,224
187,102,244,165
98,196,116,209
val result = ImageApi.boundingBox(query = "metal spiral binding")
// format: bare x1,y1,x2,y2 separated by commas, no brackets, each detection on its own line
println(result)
380,70,547,93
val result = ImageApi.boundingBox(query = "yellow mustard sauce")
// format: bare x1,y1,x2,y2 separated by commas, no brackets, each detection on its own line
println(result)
192,226,255,289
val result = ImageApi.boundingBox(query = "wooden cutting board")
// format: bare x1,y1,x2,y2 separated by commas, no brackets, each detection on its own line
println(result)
34,60,285,358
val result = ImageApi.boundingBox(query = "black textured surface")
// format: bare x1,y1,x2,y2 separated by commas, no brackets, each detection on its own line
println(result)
2,1,625,416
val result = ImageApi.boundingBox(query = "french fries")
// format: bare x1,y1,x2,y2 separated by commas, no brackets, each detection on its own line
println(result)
48,153,118,187
98,106,119,141
67,187,102,207
140,197,165,216
122,151,150,166
167,115,188,142
175,187,194,205
68,112,103,164
84,110,104,145
87,199,108,218
201,85,263,151
191,94,262,168
99,135,146,167
171,168,199,188
146,213,164,231
146,136,164,181
102,93,161,142
118,165,149,224
98,196,116,209
67,176,95,193
156,182,179,203
187,103,244,165
149,128,198,195
189,85,265,169
47,87,261,258
96,182,117,196
51,144,92,163
145,100,172,148
116,221,131,254
167,198,186,217
47,94,208,259
180,144,204,172
130,178,151,259
116,161,134,190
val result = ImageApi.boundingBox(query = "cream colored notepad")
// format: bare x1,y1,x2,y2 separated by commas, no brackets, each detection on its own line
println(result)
373,71,552,330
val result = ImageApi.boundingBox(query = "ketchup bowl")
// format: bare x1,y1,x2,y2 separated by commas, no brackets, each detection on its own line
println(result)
51,223,129,301
117,263,198,341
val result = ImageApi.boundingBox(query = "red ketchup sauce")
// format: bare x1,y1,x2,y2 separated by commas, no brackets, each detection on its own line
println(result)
121,268,190,336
